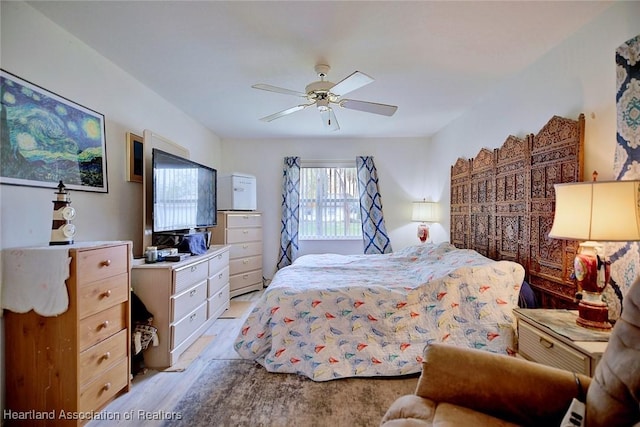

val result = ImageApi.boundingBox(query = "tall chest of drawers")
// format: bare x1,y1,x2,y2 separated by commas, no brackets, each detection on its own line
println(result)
131,245,230,368
211,211,263,297
4,241,132,426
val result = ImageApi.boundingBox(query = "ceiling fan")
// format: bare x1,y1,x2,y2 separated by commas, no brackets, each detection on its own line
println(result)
252,64,398,131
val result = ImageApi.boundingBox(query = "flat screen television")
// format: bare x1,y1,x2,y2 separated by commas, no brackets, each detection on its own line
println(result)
152,148,217,233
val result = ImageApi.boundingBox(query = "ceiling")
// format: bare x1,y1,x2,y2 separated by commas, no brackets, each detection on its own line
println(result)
27,1,612,140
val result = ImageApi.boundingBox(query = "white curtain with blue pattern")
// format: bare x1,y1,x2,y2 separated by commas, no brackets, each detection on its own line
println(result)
356,156,392,254
277,156,300,269
611,34,640,299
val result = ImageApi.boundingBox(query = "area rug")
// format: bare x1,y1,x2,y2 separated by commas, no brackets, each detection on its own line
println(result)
166,359,419,427
161,335,215,372
218,300,254,319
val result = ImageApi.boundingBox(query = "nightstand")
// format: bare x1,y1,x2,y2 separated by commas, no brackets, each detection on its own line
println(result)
514,308,610,376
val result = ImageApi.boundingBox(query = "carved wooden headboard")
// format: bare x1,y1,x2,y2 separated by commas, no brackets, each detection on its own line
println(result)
450,114,585,308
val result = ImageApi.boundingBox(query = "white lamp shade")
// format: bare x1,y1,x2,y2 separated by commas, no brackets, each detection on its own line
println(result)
412,201,439,222
549,180,640,241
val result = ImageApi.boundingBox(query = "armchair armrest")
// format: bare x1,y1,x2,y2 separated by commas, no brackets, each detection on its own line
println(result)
416,344,591,426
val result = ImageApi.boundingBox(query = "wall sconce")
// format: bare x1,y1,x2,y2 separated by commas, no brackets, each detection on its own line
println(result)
549,175,640,330
411,200,439,243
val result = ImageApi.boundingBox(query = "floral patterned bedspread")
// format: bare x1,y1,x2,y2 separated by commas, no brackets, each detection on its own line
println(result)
234,243,525,381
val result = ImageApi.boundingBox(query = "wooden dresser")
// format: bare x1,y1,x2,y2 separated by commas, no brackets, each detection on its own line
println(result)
5,241,132,426
211,211,263,297
131,245,230,368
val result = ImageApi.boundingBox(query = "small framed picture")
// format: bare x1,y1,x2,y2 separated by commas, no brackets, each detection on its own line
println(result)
126,132,143,183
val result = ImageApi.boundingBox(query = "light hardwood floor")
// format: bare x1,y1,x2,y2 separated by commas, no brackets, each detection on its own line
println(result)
87,290,264,427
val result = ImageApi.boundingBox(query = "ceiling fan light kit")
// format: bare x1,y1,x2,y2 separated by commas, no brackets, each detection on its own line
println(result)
253,64,398,131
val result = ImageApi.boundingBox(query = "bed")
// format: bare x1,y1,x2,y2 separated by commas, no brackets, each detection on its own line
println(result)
234,243,524,381
234,114,584,381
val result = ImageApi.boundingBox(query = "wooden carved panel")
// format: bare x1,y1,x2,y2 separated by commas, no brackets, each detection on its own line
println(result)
528,115,584,307
450,158,471,249
495,135,529,269
450,114,585,309
470,148,496,258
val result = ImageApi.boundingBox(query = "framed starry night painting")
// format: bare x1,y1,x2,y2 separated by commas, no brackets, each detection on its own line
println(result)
0,69,108,193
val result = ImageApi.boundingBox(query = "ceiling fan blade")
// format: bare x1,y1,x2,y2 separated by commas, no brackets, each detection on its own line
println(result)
320,108,340,131
330,71,374,96
340,99,398,116
259,103,313,122
252,84,307,97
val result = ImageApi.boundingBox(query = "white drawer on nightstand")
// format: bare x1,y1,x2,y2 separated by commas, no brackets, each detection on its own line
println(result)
518,321,591,375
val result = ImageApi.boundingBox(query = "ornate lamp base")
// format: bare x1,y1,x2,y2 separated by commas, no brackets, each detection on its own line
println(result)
417,223,429,243
573,242,612,331
577,300,611,330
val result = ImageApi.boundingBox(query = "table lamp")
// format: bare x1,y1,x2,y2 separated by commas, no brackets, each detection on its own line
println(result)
548,175,640,330
411,200,439,243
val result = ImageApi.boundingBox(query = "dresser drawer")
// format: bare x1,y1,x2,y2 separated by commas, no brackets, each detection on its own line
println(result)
208,250,229,274
230,255,262,275
208,284,230,319
518,321,590,375
226,227,262,243
172,280,207,321
174,260,208,294
75,245,129,285
79,329,128,386
172,302,207,348
209,266,229,297
79,303,127,351
230,269,263,292
79,358,128,413
78,273,129,319
229,241,262,259
226,213,262,228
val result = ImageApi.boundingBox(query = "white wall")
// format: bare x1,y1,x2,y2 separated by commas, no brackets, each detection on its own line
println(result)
221,2,640,282
221,137,440,279
0,2,223,417
430,3,640,241
0,2,223,254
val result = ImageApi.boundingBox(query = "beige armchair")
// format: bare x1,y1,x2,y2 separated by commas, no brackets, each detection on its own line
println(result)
381,277,640,427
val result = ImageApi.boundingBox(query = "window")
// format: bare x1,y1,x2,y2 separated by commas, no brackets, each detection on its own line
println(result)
299,161,362,240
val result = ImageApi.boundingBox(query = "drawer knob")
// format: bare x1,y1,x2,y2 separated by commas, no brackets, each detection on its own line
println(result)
539,337,554,349
242,245,249,249
190,289,197,297
191,266,197,272
218,273,223,279
102,289,112,298
103,351,111,361
243,259,249,264
100,320,110,329
190,312,197,321
217,254,222,259
243,274,249,279
103,382,111,391
101,259,112,267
